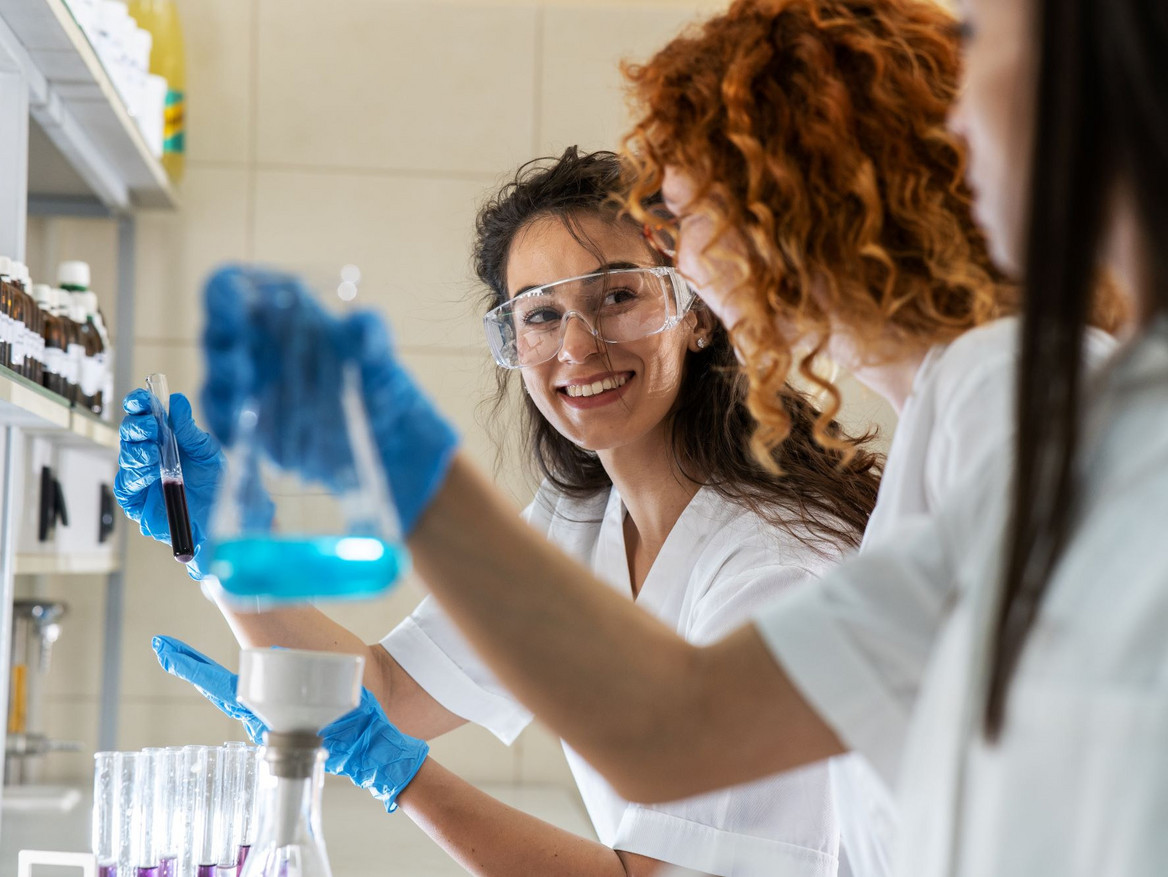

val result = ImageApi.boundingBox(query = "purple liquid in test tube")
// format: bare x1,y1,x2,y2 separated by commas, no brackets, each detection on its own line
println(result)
145,373,195,564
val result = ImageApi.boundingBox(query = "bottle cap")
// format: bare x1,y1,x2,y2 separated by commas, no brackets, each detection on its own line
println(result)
81,290,100,314
0,256,10,277
58,261,91,290
13,262,30,287
32,284,53,305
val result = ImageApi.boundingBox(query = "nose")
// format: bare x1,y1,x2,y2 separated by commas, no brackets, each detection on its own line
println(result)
557,312,602,363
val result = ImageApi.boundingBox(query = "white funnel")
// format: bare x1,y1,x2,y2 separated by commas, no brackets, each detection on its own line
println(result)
237,648,363,733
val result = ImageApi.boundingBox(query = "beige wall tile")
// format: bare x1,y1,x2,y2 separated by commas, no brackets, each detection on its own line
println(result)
175,0,254,165
515,721,578,788
20,574,108,702
37,697,99,784
25,215,119,330
538,1,721,154
255,0,538,174
398,348,536,507
117,698,246,751
135,167,251,345
251,168,497,353
428,721,519,785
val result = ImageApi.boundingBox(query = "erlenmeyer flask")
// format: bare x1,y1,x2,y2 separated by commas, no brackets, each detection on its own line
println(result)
204,280,408,604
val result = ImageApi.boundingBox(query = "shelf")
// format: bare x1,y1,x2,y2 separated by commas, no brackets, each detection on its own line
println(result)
0,369,117,449
0,0,177,211
15,551,117,575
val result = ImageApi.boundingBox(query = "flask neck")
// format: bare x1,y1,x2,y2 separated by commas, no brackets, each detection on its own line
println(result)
239,737,331,877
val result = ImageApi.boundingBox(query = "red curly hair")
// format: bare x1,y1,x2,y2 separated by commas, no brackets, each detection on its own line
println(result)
622,0,1015,464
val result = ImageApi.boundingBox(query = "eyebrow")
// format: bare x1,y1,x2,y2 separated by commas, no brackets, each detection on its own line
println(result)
512,261,644,298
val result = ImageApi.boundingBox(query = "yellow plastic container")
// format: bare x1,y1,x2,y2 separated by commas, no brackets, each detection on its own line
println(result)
128,0,186,182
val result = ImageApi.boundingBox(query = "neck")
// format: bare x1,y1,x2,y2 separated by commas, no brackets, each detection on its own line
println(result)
596,428,701,563
1104,184,1153,333
842,345,931,415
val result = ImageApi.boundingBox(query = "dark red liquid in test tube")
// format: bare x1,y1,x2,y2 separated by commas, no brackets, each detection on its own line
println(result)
163,478,195,563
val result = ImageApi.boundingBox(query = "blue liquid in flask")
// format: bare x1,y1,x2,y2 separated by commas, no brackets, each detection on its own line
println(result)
209,535,408,601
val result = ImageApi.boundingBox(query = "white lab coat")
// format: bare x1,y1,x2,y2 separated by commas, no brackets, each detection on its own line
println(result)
384,483,848,877
757,317,1168,877
832,319,1115,877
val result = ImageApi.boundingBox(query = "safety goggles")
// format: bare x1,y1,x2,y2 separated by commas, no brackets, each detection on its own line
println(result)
483,266,697,369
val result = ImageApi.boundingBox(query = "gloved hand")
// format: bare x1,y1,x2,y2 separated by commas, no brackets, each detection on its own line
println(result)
201,265,458,535
114,390,238,580
152,635,430,812
152,634,267,742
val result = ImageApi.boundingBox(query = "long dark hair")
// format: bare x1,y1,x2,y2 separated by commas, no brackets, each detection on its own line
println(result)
986,0,1168,738
474,147,882,550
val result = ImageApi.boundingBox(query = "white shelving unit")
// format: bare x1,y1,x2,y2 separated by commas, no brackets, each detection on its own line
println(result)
0,0,176,835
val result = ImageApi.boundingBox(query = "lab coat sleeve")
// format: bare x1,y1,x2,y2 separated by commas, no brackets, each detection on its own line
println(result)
613,561,843,877
380,596,534,744
754,511,959,788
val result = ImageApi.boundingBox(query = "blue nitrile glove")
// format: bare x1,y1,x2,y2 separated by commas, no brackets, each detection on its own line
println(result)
152,634,267,743
114,390,240,580
201,265,459,535
152,635,430,812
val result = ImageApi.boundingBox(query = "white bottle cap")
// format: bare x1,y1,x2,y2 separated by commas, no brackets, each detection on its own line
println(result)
58,261,91,289
13,263,30,287
81,290,100,315
32,284,53,305
0,256,10,277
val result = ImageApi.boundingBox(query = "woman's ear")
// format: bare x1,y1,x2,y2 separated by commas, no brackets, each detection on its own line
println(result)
687,306,718,352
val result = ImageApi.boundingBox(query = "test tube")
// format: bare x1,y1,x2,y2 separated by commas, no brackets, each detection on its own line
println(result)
132,751,160,877
145,372,195,563
222,743,256,875
183,746,211,877
93,752,121,877
149,748,180,877
117,752,138,877
196,747,225,877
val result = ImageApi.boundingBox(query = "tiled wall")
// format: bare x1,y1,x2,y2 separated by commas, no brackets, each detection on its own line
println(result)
21,0,896,797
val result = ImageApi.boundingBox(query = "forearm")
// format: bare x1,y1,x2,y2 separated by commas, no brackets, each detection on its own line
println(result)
409,455,845,801
398,760,636,877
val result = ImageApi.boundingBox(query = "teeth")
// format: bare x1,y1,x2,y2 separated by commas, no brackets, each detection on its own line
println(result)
566,374,628,398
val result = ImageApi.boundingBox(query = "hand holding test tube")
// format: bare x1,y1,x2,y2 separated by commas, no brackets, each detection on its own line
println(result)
144,373,196,563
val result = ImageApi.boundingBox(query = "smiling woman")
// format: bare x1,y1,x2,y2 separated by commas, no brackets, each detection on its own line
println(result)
364,147,887,876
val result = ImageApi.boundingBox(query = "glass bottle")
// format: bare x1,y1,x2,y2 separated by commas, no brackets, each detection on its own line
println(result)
52,287,81,403
239,733,331,877
33,285,62,396
127,0,186,182
76,290,107,415
8,263,27,378
0,256,14,371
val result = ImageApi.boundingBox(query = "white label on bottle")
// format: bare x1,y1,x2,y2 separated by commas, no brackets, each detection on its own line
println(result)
44,346,59,376
67,342,84,385
81,356,103,397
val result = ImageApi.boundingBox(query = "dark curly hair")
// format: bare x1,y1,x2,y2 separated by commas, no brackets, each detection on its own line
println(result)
473,146,882,551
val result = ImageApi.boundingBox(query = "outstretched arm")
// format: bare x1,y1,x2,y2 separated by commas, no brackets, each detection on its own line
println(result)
400,759,666,877
410,456,846,803
210,598,465,740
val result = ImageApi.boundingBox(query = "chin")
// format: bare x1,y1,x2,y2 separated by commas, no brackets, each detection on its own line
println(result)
973,195,1025,279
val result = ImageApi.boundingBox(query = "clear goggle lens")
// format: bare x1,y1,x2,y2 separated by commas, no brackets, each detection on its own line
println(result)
483,267,695,369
